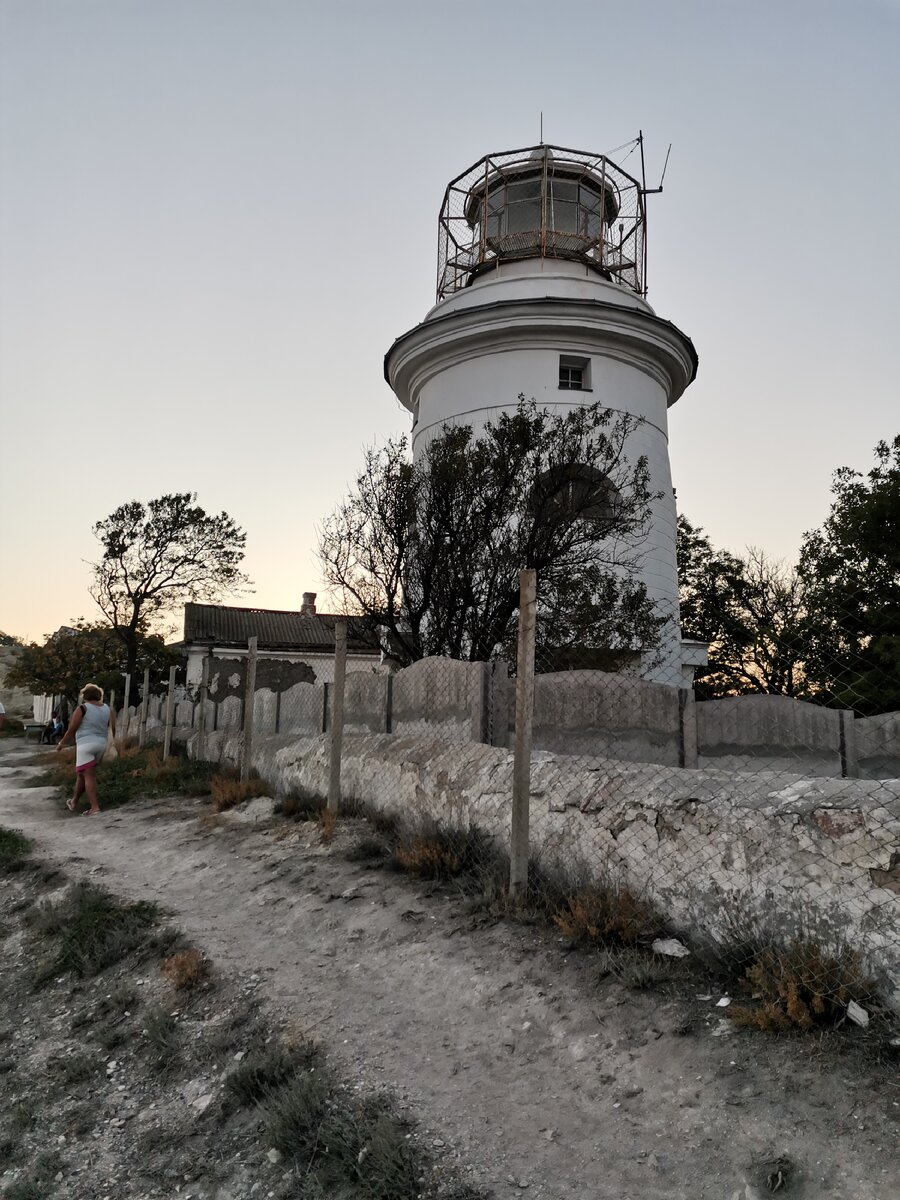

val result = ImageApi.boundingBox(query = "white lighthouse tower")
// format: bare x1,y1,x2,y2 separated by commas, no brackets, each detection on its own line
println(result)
384,141,698,685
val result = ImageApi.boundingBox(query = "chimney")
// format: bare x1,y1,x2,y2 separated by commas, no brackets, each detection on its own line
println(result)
300,592,317,617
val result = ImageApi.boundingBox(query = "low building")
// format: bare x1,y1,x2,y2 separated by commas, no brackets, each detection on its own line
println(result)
183,594,383,689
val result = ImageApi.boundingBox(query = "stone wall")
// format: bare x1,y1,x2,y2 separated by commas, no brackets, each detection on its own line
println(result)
187,728,900,1011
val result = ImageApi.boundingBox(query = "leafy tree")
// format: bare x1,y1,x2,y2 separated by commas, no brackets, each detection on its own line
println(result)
90,492,250,678
799,436,900,714
0,631,23,647
319,397,665,666
6,621,180,707
677,516,812,699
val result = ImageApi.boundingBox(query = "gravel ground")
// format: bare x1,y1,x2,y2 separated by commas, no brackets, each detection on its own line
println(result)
0,739,898,1200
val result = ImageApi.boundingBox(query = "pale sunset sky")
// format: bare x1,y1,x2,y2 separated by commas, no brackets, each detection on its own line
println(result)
1,0,898,643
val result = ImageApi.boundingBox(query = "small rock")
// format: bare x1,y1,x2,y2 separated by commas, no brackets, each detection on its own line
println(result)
847,1000,869,1027
716,997,731,1008
192,1094,213,1113
266,1149,282,1165
651,938,690,958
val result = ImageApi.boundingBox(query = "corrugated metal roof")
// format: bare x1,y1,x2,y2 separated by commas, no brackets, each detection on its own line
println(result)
183,604,377,653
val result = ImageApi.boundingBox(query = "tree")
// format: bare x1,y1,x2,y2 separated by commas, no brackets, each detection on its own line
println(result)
799,436,900,714
90,493,250,678
6,621,180,707
677,516,813,699
319,397,665,666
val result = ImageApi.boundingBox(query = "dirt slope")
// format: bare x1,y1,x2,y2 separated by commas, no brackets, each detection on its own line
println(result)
0,741,897,1200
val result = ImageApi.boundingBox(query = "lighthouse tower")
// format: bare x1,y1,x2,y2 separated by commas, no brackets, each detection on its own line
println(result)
384,142,698,685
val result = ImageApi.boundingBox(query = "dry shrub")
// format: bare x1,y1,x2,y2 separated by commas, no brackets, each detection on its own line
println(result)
210,773,267,812
553,884,661,947
393,835,463,879
390,822,495,882
161,948,210,991
318,807,336,842
729,940,874,1032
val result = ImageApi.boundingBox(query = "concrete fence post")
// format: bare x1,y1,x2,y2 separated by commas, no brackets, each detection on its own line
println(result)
679,688,699,769
108,690,116,735
840,710,858,778
240,636,258,783
162,666,177,759
196,654,210,761
138,667,151,748
327,619,348,813
121,673,132,741
510,570,537,901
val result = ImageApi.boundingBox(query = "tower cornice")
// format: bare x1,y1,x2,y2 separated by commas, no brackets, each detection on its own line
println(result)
384,296,698,413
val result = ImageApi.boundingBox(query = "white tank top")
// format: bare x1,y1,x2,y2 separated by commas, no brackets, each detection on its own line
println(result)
76,702,110,742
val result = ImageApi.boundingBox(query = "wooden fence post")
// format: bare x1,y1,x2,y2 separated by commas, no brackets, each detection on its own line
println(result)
240,636,258,783
121,674,132,741
196,654,210,761
510,570,537,901
138,667,151,748
327,620,348,813
162,666,177,760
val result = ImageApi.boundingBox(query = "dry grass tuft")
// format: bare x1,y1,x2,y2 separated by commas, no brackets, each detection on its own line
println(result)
210,773,268,812
553,884,661,947
729,940,874,1032
161,948,211,991
318,807,337,842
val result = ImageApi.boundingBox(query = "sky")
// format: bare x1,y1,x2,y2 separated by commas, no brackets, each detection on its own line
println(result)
1,0,898,644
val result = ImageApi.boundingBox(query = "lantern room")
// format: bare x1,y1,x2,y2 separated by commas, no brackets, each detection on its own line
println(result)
438,143,647,300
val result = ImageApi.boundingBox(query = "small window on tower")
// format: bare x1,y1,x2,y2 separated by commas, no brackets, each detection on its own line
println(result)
559,355,590,390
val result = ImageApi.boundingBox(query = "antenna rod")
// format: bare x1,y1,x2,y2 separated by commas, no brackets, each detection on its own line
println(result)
540,111,543,144
659,143,672,189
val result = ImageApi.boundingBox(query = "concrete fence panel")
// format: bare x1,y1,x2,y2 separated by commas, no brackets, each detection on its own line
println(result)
343,673,391,735
697,694,843,776
533,670,682,766
856,712,900,780
391,657,486,742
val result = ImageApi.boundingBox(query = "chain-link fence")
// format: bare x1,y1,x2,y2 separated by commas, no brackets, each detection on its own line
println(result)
118,583,899,1026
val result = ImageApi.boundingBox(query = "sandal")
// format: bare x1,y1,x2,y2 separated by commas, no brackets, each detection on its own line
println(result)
82,809,101,816
66,797,77,812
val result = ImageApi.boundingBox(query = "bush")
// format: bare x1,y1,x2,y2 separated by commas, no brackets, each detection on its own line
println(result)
161,948,211,991
729,940,875,1032
553,884,662,947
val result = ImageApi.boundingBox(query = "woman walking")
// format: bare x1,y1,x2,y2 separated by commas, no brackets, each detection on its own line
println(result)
57,684,115,815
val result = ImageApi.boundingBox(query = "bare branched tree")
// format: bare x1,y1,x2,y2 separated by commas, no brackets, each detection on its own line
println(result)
319,397,665,666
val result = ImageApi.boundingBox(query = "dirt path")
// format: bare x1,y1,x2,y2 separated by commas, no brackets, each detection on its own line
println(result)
1,742,897,1200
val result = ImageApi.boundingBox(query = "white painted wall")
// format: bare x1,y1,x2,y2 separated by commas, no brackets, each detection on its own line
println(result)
386,257,696,685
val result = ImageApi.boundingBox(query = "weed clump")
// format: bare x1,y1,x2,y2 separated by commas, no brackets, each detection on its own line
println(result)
142,1007,182,1075
729,940,875,1032
0,827,32,872
210,773,268,812
161,948,211,991
553,884,662,947
226,1041,321,1107
31,882,158,983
